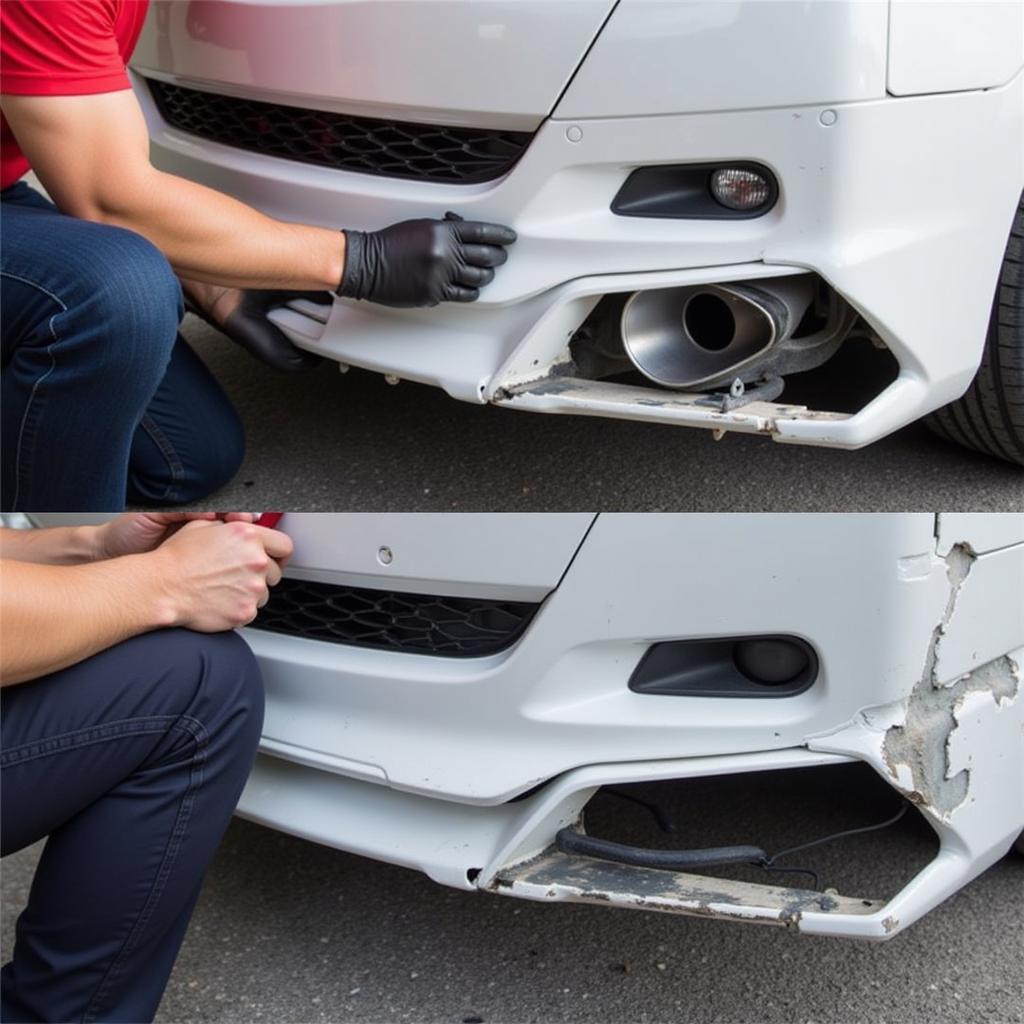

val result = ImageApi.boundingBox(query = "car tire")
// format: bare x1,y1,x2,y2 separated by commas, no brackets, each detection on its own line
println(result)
925,191,1024,466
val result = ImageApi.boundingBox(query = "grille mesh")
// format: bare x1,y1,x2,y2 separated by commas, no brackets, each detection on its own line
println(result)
251,577,540,657
149,80,533,184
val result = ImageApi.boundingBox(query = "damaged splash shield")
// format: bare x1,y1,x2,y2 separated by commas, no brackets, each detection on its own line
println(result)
270,263,901,447
491,850,883,929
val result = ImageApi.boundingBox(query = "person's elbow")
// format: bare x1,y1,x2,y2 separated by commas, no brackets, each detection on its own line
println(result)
52,164,157,229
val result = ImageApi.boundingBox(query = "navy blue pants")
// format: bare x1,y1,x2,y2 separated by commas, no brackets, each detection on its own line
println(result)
0,629,264,1022
0,182,245,511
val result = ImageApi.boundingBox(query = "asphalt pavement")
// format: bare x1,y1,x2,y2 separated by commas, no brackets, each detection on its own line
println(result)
178,319,1022,513
3,765,1022,1023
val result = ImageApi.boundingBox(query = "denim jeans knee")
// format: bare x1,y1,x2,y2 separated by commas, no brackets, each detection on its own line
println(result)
0,184,244,510
77,225,183,384
161,629,265,758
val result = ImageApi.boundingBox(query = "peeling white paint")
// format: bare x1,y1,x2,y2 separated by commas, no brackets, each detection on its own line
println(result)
490,850,881,928
933,549,1024,686
935,514,1024,557
897,552,935,581
494,375,848,438
805,529,1024,937
882,543,1019,817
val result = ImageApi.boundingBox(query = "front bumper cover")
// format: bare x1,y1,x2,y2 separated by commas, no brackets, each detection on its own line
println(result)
140,69,1024,449
234,515,1022,939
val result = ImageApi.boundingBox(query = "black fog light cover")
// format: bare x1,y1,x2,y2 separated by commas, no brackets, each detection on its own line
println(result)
629,635,817,698
733,637,809,685
611,162,778,220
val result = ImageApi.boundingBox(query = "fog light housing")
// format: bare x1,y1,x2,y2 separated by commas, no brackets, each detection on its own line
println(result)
629,635,817,697
710,168,773,211
733,638,810,685
612,163,777,219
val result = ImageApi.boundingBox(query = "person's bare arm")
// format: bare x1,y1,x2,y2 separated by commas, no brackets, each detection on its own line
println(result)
0,513,250,565
0,524,107,565
0,554,176,685
0,90,344,290
1,520,293,686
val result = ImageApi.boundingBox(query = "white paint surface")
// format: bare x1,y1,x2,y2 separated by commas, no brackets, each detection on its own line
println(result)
132,0,616,130
888,0,1024,96
27,513,1024,937
556,0,889,118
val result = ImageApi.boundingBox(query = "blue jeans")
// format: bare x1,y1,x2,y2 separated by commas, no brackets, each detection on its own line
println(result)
1,629,264,1022
1,182,245,510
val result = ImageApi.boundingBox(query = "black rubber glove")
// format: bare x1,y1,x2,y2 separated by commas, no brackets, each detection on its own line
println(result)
337,211,516,307
191,290,331,373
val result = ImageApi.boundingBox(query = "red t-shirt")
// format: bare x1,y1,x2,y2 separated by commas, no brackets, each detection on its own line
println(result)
1,1,149,189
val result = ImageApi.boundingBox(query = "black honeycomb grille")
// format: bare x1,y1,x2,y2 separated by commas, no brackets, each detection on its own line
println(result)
149,80,533,184
251,577,540,657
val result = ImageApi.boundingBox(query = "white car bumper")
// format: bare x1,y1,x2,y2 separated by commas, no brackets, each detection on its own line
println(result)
137,68,1024,449
232,513,1024,939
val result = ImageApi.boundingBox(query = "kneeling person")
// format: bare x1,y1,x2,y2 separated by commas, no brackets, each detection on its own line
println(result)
0,0,517,510
0,513,291,1021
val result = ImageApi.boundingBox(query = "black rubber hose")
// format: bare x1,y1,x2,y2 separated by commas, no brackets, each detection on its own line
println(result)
556,828,767,870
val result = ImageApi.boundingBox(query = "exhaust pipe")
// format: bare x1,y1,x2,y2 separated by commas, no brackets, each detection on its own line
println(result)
620,276,815,389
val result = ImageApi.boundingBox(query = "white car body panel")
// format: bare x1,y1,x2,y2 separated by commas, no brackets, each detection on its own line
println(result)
936,510,1024,556
27,512,1024,938
554,0,889,118
887,0,1024,96
239,512,1023,939
132,0,616,130
284,511,595,600
132,0,1024,450
238,512,978,802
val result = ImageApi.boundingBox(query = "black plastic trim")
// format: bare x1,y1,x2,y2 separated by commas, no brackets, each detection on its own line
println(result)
611,162,779,220
148,79,534,185
629,635,818,698
250,577,540,657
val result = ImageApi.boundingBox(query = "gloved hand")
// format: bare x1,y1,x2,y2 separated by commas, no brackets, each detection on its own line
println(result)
186,288,331,372
218,290,331,372
337,211,516,307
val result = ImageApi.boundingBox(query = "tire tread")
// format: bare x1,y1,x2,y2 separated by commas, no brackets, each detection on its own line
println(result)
925,193,1024,465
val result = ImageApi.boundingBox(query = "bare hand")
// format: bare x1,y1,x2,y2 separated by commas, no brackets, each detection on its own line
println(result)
97,512,257,560
150,520,293,631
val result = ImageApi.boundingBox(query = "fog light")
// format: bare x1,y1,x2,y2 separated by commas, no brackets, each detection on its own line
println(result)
710,168,772,211
733,638,809,685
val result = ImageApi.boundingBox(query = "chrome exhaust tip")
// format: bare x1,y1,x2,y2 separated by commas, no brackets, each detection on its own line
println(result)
620,276,815,389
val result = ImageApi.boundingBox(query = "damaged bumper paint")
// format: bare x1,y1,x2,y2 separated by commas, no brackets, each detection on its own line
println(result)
139,53,1024,449
801,525,1023,938
221,513,1024,940
489,850,883,930
493,375,850,443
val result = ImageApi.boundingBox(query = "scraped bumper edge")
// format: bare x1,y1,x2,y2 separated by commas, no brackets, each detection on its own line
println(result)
268,262,920,450
236,664,1022,943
